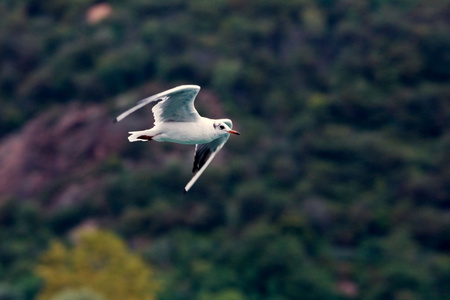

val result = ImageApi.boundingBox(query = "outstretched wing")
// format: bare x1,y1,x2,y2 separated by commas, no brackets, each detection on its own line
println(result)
184,135,230,193
114,85,201,123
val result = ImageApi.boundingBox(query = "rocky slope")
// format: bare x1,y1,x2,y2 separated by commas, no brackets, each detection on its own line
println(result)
0,104,127,205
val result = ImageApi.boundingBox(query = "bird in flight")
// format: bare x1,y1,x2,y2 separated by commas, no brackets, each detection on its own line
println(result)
114,85,240,193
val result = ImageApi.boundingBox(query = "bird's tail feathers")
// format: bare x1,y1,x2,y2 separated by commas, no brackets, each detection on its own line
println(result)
128,131,152,142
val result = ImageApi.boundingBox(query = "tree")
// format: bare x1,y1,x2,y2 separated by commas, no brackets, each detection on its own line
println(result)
51,288,105,300
35,229,159,300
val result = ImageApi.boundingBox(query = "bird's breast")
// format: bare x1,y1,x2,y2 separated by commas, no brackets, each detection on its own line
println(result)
154,122,215,145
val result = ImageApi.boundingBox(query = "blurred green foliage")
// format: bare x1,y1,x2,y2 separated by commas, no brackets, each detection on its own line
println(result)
36,229,159,300
50,288,105,300
0,0,450,299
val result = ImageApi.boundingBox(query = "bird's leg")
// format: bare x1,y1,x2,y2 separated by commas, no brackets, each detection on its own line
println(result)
136,133,161,141
137,135,153,141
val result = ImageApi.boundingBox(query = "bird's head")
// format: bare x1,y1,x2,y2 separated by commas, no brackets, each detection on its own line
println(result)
213,119,240,136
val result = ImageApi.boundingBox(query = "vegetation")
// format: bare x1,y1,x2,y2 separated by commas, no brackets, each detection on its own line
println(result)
36,230,159,300
0,0,449,299
50,288,105,300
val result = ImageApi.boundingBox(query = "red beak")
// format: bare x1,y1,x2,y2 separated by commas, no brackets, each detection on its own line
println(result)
228,130,240,135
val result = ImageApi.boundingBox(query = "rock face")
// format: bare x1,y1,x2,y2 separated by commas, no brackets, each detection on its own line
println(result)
0,104,127,203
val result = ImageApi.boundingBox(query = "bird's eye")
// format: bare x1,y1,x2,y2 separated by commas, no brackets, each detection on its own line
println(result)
219,125,225,130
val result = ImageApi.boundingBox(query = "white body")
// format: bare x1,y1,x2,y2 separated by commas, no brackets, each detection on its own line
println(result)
128,117,217,145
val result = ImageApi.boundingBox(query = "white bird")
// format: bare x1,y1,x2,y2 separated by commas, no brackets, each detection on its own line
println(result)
114,85,240,193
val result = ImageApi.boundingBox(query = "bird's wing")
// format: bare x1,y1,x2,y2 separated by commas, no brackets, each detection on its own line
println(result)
114,85,201,123
184,134,230,193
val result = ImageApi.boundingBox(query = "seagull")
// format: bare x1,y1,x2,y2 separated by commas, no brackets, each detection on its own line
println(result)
114,85,240,193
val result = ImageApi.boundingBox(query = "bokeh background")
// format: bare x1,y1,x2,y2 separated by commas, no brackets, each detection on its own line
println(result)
1,0,450,299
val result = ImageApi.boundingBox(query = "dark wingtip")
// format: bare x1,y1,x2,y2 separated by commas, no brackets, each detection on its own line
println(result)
112,118,118,124
183,188,188,194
